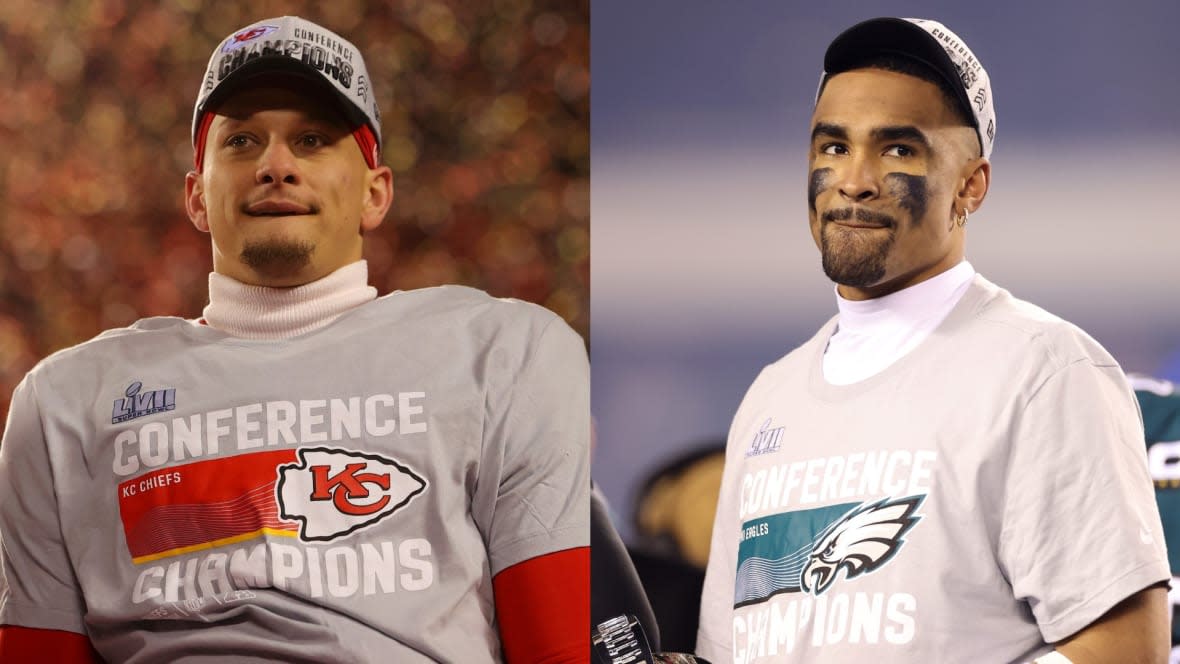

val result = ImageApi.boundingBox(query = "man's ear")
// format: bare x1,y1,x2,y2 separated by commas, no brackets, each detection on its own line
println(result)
956,158,990,215
185,171,210,233
360,165,394,232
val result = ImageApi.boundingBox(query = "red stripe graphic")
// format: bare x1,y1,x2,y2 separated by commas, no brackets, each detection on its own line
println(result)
117,450,299,563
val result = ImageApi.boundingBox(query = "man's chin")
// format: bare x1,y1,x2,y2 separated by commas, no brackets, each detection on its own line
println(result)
239,240,315,285
820,239,888,288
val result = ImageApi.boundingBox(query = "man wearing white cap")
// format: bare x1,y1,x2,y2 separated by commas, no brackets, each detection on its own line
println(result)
697,17,1169,663
0,16,588,663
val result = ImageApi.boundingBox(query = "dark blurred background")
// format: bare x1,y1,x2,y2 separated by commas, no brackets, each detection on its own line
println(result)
0,0,589,424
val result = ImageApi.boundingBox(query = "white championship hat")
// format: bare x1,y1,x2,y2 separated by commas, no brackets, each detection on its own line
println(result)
818,17,996,159
191,16,382,169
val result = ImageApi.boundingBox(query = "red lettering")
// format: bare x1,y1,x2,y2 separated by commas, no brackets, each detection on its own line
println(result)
234,28,267,43
309,463,392,516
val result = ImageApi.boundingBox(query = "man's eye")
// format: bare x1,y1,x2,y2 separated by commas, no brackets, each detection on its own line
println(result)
884,145,914,157
298,134,325,148
821,143,848,156
225,135,251,148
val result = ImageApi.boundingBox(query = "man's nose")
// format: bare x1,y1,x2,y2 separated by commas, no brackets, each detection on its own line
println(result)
256,141,300,185
837,155,879,202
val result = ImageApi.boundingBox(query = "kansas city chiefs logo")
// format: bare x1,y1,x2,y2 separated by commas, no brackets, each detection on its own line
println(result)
276,447,427,542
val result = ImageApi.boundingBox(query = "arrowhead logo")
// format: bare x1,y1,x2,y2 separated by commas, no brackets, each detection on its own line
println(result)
276,447,427,542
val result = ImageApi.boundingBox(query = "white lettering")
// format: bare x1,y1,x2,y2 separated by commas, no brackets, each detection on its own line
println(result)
733,614,747,664
330,397,362,440
305,545,323,598
114,430,138,475
235,403,264,449
820,456,844,502
228,544,268,589
196,552,231,597
783,462,804,506
859,451,886,496
849,591,883,643
205,408,231,454
270,542,304,590
399,538,433,591
746,470,766,518
133,538,433,611
362,541,399,594
132,566,163,602
840,452,864,500
734,592,914,660
364,394,397,436
139,422,169,468
884,593,916,644
172,414,202,460
398,392,427,434
766,598,804,655
910,450,937,494
881,451,911,495
811,594,827,645
111,393,428,475
299,400,328,443
325,546,360,597
825,593,849,642
267,401,297,446
162,558,199,603
800,458,824,504
762,465,786,513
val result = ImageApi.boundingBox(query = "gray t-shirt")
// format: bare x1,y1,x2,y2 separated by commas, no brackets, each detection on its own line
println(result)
697,275,1169,663
0,285,590,663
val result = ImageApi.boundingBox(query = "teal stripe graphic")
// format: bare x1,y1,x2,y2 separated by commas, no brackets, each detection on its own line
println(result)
734,502,858,607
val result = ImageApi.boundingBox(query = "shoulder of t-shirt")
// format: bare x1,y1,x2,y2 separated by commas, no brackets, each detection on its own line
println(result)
371,284,574,340
959,274,1119,373
754,312,839,384
21,316,192,382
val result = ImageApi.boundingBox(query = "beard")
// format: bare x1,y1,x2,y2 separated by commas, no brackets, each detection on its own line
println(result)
240,238,314,281
818,207,898,288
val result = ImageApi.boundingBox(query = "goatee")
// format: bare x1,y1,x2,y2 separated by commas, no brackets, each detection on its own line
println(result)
819,208,897,288
240,239,314,281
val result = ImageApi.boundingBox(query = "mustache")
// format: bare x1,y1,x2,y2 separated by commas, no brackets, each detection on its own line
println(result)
240,199,319,215
821,207,898,227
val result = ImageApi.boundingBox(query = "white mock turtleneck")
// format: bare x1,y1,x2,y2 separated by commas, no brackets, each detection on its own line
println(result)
823,260,976,385
201,260,377,340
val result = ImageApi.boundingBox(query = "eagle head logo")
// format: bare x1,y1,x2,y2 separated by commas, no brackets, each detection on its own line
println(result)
799,495,924,595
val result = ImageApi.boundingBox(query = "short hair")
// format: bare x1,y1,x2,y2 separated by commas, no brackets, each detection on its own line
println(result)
818,53,975,130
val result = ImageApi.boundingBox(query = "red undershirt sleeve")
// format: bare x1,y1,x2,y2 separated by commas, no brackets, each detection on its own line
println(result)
493,547,589,664
0,625,102,663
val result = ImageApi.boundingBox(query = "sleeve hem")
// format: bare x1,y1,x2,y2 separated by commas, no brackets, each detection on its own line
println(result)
1036,560,1170,643
0,600,88,635
488,522,588,576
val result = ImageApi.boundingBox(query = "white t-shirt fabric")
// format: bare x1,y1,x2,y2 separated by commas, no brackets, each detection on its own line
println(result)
0,283,589,663
697,274,1168,663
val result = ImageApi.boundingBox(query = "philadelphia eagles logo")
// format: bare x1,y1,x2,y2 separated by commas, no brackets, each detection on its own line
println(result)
799,495,924,595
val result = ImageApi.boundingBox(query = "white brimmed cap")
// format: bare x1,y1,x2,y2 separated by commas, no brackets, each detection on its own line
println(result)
192,16,382,168
818,17,995,159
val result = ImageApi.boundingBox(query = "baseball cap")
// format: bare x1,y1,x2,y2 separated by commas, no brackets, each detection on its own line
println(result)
191,16,382,170
818,17,995,159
